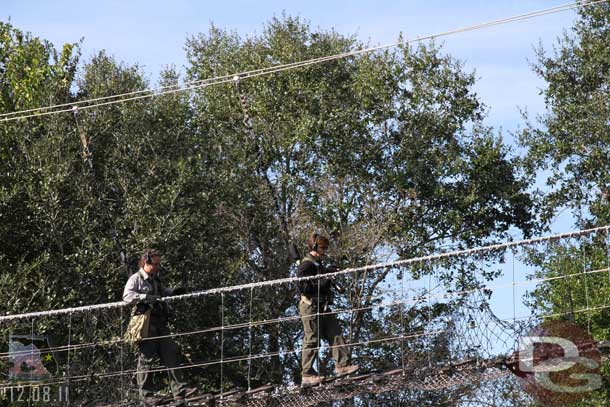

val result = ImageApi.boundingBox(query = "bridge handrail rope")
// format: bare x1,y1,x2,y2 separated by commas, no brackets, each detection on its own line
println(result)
1,225,608,323
2,264,608,361
2,302,609,392
0,0,607,123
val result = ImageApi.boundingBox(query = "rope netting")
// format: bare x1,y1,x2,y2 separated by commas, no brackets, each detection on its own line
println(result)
1,226,609,406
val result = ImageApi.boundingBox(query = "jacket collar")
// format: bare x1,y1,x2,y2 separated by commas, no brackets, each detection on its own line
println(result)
138,268,153,280
303,254,320,266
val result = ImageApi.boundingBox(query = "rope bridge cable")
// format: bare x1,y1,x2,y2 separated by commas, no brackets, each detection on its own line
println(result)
2,280,513,388
1,0,608,123
0,265,607,366
2,226,609,406
1,225,608,324
0,327,448,390
2,286,609,388
2,262,607,392
3,307,609,403
5,304,608,406
1,264,608,361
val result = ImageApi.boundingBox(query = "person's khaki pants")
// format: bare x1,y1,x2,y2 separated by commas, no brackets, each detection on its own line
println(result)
299,298,349,375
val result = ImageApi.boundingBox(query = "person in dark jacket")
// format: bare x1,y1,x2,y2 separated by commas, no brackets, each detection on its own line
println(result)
123,249,197,406
297,233,358,385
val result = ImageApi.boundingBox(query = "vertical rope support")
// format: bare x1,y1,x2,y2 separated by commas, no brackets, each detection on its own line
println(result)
581,235,592,335
606,227,610,284
66,312,73,406
29,317,34,407
316,272,321,376
247,287,254,391
512,247,517,336
427,270,432,368
119,307,124,401
510,247,516,407
400,266,406,374
30,318,35,384
220,293,225,400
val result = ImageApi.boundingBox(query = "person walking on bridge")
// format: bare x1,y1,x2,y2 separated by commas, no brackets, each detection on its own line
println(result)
297,233,359,385
123,249,197,406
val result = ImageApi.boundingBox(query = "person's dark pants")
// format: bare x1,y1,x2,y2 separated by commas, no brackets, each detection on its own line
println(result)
137,322,186,399
299,297,349,376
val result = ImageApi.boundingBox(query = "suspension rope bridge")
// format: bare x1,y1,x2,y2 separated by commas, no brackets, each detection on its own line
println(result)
1,225,609,406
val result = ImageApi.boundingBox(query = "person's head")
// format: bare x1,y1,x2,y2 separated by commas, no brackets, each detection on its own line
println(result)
139,248,162,275
307,232,329,257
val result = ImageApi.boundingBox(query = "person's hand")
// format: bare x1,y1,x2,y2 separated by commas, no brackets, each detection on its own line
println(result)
325,265,339,274
333,281,347,294
143,294,161,304
172,287,186,296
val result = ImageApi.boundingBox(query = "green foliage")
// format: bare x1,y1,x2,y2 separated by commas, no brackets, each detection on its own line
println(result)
519,3,610,406
520,3,610,226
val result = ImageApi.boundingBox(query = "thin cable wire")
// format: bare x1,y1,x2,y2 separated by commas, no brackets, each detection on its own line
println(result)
581,235,592,334
220,292,225,400
3,265,610,361
28,319,33,407
427,272,433,368
316,268,321,376
30,318,34,384
0,328,444,390
512,247,517,351
247,287,254,391
2,225,608,323
119,307,124,402
4,300,610,392
400,267,406,374
1,0,606,123
66,312,73,404
607,228,610,284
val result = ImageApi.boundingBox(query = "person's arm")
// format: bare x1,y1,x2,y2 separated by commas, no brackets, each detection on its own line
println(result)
158,279,186,296
123,274,159,304
298,261,333,297
161,286,174,297
123,274,145,304
298,261,318,298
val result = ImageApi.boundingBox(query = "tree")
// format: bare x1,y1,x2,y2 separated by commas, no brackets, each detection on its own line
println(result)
0,24,243,403
519,2,610,406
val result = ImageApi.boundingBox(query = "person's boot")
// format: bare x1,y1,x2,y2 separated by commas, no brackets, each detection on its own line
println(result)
301,374,323,385
141,395,164,406
335,365,359,375
174,387,198,400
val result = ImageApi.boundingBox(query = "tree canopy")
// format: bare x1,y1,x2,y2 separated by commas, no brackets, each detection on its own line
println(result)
519,3,610,406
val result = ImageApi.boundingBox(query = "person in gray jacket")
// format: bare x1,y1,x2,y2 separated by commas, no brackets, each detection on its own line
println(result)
123,249,196,406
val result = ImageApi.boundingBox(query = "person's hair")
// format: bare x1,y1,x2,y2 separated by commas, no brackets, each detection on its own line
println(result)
139,248,162,268
306,232,329,251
